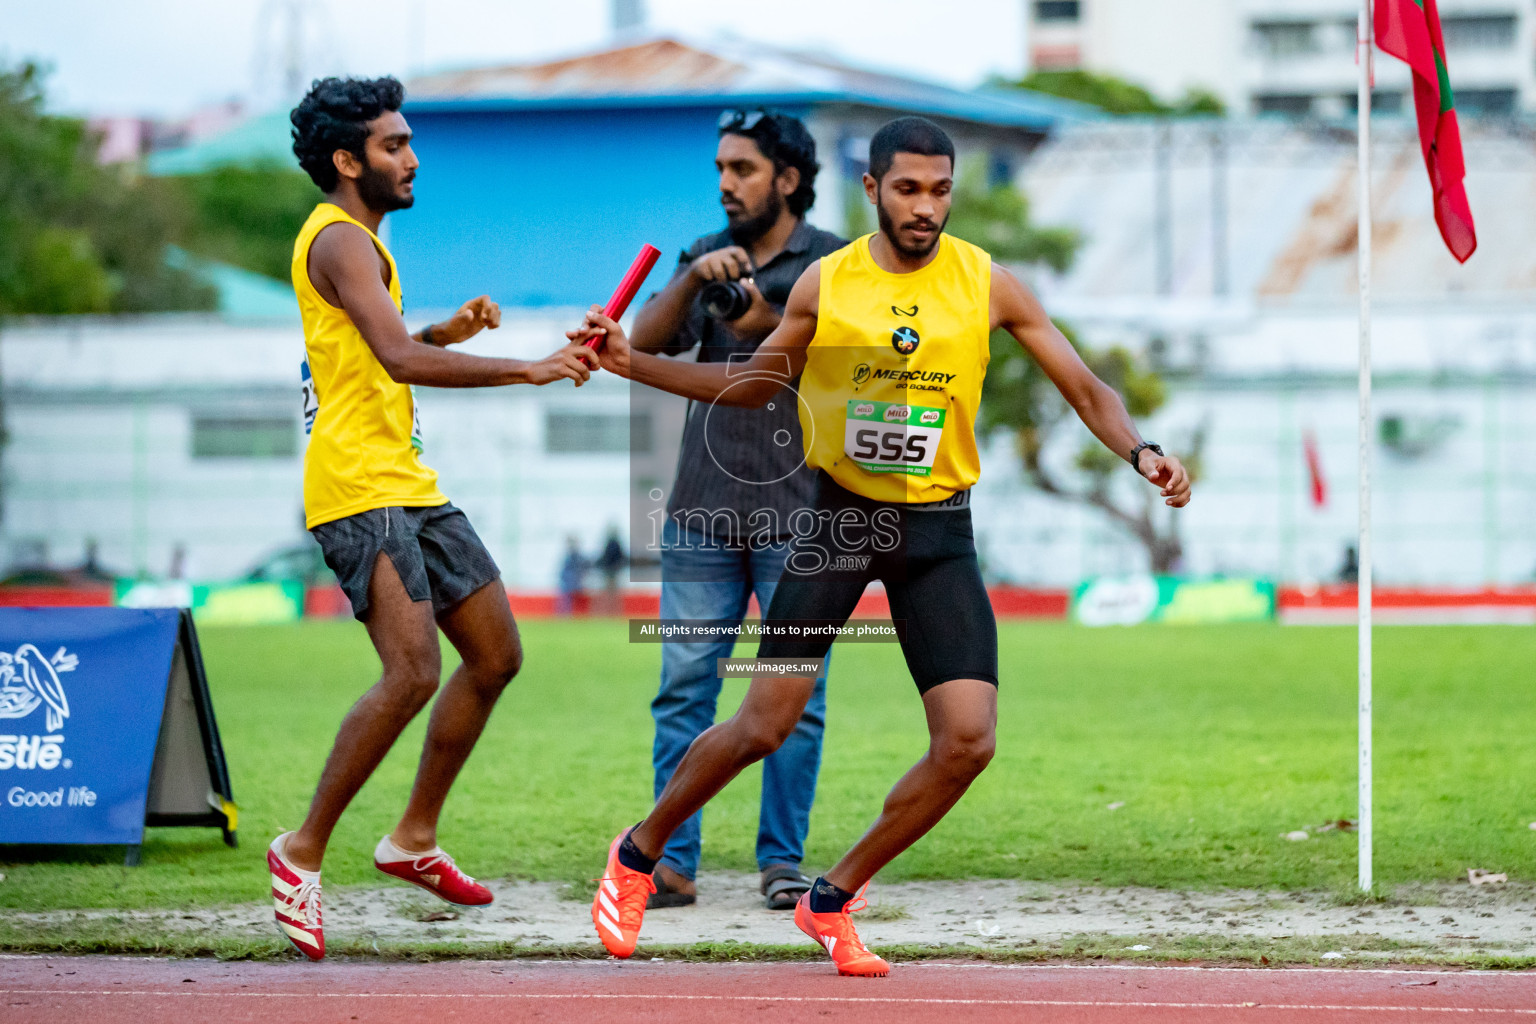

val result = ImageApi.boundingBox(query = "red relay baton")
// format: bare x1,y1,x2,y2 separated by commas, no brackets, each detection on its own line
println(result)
584,244,662,352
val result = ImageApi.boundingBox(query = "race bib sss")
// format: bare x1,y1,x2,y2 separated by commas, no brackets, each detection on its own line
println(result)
844,400,945,476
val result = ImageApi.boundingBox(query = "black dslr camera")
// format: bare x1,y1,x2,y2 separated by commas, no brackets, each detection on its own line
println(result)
699,278,754,321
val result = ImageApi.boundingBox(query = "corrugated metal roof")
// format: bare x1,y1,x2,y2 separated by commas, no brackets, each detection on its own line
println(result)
1019,117,1536,305
405,37,1098,129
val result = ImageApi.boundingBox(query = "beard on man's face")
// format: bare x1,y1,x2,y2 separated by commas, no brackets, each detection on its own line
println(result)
877,191,946,260
356,158,414,213
726,185,784,247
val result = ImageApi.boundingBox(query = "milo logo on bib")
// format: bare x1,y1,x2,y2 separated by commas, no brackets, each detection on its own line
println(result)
844,400,946,476
409,387,424,453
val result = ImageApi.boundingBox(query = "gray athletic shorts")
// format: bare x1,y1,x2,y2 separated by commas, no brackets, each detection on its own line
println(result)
310,503,500,621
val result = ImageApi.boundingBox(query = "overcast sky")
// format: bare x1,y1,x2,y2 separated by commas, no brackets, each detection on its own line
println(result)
1,0,1028,117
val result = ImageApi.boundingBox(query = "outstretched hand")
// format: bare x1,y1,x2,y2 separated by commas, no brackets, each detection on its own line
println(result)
433,295,501,346
526,340,599,387
1139,453,1192,507
565,305,632,379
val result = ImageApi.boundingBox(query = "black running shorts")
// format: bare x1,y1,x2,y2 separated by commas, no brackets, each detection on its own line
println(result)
310,503,501,621
757,473,998,693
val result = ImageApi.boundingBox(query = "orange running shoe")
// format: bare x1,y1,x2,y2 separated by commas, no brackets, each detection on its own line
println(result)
591,828,657,958
795,887,890,977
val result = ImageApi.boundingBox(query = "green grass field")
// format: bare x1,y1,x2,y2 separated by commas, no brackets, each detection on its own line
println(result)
2,620,1532,912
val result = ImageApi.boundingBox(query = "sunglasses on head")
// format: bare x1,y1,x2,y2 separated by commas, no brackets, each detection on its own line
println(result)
718,109,770,133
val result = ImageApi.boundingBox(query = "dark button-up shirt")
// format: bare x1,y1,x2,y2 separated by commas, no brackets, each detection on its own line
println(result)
658,220,847,543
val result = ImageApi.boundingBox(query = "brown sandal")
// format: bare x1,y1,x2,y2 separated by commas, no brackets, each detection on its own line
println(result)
646,871,696,909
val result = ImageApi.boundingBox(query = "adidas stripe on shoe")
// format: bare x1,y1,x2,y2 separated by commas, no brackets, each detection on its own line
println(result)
591,828,656,958
268,832,324,961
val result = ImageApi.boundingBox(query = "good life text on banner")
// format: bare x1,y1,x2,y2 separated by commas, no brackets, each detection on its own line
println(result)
0,608,180,845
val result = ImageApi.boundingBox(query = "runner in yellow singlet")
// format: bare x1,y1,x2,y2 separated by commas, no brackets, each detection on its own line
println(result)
573,118,1191,977
265,76,597,961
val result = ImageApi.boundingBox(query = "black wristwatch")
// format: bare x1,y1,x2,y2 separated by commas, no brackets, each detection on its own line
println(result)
1129,442,1163,473
420,324,438,347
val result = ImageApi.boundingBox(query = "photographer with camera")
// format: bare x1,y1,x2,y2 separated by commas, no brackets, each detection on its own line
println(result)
627,109,846,912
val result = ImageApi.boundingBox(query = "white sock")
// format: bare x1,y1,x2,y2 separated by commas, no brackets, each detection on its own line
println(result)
273,832,321,882
375,834,442,864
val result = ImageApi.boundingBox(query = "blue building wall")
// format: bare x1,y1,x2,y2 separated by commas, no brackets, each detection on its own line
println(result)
392,105,808,310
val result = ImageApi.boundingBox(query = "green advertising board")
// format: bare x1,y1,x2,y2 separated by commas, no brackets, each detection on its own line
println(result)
1073,577,1276,626
115,580,304,625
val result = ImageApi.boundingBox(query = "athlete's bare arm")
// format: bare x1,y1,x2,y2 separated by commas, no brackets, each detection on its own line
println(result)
571,262,821,407
311,222,596,388
410,294,498,348
991,264,1191,507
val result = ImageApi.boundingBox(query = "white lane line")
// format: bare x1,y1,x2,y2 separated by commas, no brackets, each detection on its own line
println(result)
900,963,1526,978
0,955,1524,978
1,990,1533,1013
405,959,1527,978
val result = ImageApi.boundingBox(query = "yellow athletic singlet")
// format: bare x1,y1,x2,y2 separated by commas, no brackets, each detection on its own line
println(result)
293,203,445,529
798,233,991,503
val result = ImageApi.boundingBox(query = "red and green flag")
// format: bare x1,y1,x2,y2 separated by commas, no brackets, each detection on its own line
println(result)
1374,0,1476,262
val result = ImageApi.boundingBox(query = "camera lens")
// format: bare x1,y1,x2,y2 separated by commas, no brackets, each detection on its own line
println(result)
699,280,753,321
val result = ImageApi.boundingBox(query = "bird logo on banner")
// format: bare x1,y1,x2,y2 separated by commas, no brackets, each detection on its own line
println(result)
0,644,76,732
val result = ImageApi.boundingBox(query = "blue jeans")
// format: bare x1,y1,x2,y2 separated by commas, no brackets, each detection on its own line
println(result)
652,521,828,879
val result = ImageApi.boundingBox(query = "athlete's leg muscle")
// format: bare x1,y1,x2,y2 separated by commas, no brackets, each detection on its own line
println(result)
287,551,441,870
824,677,997,892
394,577,521,852
632,495,865,863
631,672,818,860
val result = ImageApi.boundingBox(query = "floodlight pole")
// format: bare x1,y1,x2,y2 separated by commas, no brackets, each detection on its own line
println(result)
1355,0,1375,894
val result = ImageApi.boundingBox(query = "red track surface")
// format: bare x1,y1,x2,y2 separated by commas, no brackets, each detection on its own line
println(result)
2,957,1532,1023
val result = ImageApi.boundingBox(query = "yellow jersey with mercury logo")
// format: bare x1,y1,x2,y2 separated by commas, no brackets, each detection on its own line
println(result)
797,233,991,503
293,203,445,529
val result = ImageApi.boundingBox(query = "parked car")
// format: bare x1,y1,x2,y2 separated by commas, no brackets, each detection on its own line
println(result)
242,539,335,586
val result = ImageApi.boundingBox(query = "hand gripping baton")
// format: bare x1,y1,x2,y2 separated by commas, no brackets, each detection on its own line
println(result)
584,244,662,352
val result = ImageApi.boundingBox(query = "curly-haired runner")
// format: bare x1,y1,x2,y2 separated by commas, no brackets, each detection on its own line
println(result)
266,76,597,960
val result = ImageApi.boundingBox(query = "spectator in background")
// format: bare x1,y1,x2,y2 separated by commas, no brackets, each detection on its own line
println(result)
168,543,190,581
594,526,626,615
1339,544,1360,584
557,535,588,615
77,538,111,582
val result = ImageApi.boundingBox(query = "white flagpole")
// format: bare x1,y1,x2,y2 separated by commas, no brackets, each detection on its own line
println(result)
1356,0,1375,893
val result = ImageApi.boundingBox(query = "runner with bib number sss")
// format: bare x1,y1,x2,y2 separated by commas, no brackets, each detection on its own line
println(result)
571,117,1191,977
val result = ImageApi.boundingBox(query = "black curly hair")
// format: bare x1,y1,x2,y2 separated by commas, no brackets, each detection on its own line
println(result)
291,76,406,192
721,111,820,217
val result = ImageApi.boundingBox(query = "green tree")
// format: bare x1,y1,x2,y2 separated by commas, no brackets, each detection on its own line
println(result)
980,325,1202,573
172,163,321,281
937,157,1202,573
945,159,1079,273
0,61,214,315
1008,69,1226,117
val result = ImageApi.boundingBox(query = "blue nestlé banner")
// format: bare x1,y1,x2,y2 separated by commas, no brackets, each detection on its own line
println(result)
0,608,180,845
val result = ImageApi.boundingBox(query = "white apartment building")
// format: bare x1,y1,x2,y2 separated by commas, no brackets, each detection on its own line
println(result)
1026,0,1536,116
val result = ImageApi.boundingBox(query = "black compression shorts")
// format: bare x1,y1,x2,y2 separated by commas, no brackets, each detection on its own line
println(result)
757,473,998,694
